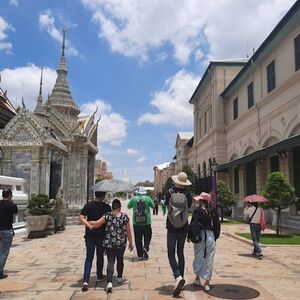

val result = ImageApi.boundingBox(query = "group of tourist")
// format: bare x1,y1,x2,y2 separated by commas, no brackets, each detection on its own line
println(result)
0,174,264,298
79,171,221,296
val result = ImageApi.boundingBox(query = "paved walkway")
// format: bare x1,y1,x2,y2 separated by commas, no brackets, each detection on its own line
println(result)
0,202,300,300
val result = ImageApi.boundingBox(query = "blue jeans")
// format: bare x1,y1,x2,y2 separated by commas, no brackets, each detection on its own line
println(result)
167,231,186,279
0,230,14,274
250,223,262,255
83,238,105,282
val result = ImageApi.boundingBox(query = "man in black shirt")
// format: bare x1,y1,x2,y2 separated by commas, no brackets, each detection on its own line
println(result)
0,188,18,280
80,191,111,291
165,172,192,297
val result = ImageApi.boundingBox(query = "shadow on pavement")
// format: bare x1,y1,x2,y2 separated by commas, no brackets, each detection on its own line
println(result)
238,253,256,258
155,284,176,296
206,284,260,299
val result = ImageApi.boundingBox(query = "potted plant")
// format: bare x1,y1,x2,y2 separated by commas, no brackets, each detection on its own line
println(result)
26,194,55,238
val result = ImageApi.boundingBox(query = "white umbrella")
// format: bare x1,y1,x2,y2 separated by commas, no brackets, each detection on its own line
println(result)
93,178,135,193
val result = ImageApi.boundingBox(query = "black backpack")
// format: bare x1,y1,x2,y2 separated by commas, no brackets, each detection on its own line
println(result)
135,199,147,224
188,215,202,243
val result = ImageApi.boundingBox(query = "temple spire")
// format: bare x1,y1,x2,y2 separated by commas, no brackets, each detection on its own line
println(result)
34,67,46,115
62,28,66,57
47,28,80,117
39,67,43,96
58,28,67,71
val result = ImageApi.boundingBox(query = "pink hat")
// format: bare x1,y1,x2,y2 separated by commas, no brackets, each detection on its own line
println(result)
194,192,211,202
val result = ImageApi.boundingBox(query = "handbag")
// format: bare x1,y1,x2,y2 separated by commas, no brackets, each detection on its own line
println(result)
247,206,258,224
260,210,266,231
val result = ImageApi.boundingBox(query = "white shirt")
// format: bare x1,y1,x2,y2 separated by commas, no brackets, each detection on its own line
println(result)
244,206,262,224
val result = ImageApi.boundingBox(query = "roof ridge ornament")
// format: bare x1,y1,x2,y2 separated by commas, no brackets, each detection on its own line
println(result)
39,67,43,96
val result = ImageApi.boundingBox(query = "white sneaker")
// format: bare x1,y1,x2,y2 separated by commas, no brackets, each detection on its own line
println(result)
193,276,201,286
204,284,210,291
116,277,126,283
106,282,113,293
173,276,185,297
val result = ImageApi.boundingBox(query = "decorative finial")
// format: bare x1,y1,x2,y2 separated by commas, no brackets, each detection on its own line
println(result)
96,115,102,125
62,28,66,57
39,67,43,96
22,97,26,109
92,105,98,118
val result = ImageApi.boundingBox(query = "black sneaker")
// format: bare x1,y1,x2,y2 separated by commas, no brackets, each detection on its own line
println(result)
97,274,106,282
0,273,8,280
82,282,88,292
258,254,264,259
173,276,185,297
143,248,149,260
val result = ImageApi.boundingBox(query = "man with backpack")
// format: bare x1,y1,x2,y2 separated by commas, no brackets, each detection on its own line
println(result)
165,172,193,297
127,187,155,260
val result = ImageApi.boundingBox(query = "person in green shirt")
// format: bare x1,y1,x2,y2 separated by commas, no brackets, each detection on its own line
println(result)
127,187,155,260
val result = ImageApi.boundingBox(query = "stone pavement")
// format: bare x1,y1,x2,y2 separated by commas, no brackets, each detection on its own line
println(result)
1,202,300,300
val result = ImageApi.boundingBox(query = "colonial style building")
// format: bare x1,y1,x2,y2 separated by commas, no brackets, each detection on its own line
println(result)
0,32,98,208
189,60,247,190
153,162,175,196
217,0,300,224
95,159,113,180
174,132,194,173
167,1,300,228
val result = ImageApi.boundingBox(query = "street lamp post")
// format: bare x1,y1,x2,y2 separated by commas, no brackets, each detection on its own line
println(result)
209,158,218,209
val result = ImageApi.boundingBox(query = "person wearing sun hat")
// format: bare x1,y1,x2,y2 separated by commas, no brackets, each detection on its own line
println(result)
188,192,220,291
164,172,193,297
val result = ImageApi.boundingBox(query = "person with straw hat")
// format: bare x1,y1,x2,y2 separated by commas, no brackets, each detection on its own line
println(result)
164,172,193,297
188,192,220,292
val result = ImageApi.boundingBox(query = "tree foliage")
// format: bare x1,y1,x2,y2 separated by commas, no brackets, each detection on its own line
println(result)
28,194,55,216
162,177,174,196
262,171,298,234
95,176,104,184
216,179,235,221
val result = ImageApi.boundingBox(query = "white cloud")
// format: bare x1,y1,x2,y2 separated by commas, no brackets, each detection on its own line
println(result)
138,69,199,127
0,64,57,110
127,148,138,155
202,0,296,60
81,0,294,64
81,0,204,64
80,99,129,146
0,17,15,53
9,0,19,6
137,156,147,163
39,10,79,57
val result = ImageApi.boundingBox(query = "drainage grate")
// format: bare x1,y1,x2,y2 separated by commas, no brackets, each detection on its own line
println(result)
207,284,260,299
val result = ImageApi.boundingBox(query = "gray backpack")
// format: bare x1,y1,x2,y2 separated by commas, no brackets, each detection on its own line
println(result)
168,190,188,228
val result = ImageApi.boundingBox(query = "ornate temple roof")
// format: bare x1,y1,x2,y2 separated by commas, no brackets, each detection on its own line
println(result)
0,84,16,129
47,30,80,118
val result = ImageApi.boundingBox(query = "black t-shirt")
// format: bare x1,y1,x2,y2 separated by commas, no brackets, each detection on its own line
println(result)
0,200,18,230
165,187,192,233
80,201,111,239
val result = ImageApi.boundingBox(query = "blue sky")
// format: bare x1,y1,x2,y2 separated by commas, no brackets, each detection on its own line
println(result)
0,0,295,183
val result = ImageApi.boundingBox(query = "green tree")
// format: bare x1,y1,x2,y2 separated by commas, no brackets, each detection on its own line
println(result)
95,176,104,184
28,194,55,216
262,172,298,235
162,177,174,196
216,179,235,221
182,165,197,194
